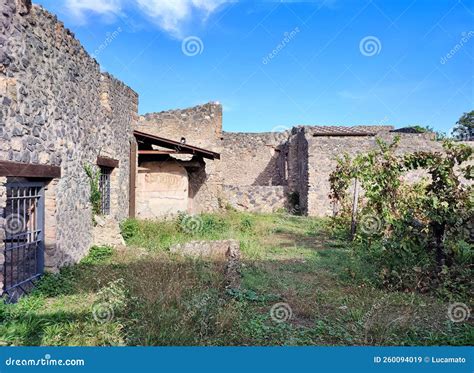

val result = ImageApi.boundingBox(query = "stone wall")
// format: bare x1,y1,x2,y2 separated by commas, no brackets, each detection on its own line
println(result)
221,132,288,186
303,127,443,216
137,102,222,148
222,185,287,213
0,0,138,286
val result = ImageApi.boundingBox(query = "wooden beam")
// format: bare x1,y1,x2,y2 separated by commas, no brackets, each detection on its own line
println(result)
97,156,119,168
133,130,220,160
137,150,178,155
0,161,61,178
129,140,137,218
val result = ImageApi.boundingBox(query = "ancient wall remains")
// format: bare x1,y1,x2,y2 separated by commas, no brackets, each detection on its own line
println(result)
222,185,287,213
137,103,222,149
221,132,288,186
303,127,443,216
0,0,138,285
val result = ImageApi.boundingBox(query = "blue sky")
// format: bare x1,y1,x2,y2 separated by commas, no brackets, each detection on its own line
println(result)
36,0,473,134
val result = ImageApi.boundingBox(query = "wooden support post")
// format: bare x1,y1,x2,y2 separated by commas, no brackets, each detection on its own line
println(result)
350,178,359,240
129,140,137,218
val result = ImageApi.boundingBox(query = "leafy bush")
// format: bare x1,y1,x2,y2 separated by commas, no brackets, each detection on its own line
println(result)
120,219,140,241
33,267,77,297
329,138,473,298
84,163,102,216
239,215,255,233
96,278,128,313
81,246,114,265
200,214,229,235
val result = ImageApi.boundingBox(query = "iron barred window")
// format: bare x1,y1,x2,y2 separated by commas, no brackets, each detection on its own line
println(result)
99,166,112,215
3,182,45,301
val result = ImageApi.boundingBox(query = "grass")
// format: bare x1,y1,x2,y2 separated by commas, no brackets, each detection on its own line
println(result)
0,211,471,346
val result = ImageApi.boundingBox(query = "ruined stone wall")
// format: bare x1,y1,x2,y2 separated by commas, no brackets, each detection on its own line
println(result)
0,0,138,284
221,132,287,186
219,132,290,213
136,103,222,213
304,128,443,217
137,102,222,148
222,185,287,213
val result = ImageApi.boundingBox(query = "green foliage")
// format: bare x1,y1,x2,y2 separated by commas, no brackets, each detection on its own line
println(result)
0,212,471,346
200,214,229,235
239,215,255,233
120,219,140,241
84,163,102,215
452,110,474,141
81,246,114,265
96,278,128,313
33,268,77,297
329,138,473,296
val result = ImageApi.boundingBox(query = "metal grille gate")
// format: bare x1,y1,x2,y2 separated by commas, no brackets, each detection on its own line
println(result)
99,166,112,215
3,182,45,300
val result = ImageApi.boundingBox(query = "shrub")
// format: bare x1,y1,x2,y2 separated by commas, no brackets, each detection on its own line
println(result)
120,219,140,241
84,163,102,216
81,246,114,265
239,215,255,233
329,138,473,297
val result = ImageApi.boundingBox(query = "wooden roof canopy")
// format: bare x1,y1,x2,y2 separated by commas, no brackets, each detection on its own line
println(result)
133,130,220,160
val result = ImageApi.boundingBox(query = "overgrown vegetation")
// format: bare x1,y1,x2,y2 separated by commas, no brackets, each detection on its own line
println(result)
84,163,102,216
329,137,473,299
0,212,471,346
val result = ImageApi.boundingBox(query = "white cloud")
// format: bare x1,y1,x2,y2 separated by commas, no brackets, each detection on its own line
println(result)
135,0,229,38
66,0,122,21
64,0,230,37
